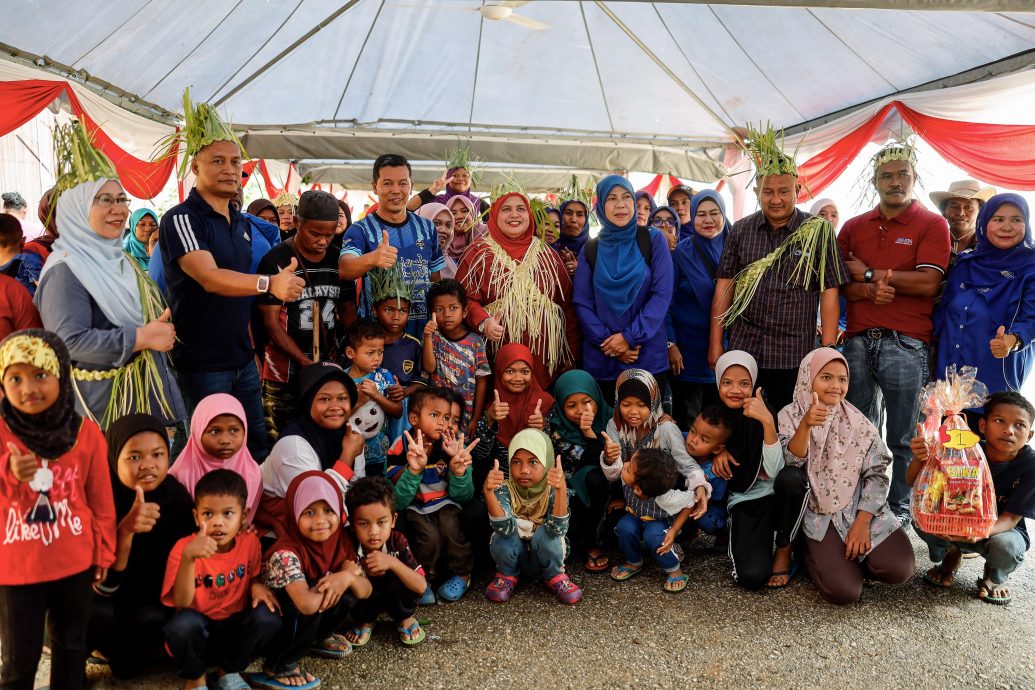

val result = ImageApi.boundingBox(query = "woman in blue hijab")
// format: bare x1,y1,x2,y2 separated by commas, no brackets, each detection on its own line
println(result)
572,175,674,396
648,205,680,251
667,190,730,427
935,193,1035,407
124,207,158,270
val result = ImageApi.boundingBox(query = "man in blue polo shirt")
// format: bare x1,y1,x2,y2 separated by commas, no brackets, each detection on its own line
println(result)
160,132,304,460
339,154,444,338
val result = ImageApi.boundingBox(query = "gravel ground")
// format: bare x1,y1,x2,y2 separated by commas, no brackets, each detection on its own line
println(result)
39,531,1034,690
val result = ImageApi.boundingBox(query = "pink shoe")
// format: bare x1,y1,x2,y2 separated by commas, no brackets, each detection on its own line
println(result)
546,573,583,605
485,573,517,602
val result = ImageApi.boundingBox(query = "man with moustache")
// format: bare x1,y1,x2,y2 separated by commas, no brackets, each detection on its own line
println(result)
838,143,950,527
929,179,996,268
709,148,846,411
339,154,444,338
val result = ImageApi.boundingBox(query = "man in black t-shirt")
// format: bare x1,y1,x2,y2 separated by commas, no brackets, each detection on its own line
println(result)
258,190,356,440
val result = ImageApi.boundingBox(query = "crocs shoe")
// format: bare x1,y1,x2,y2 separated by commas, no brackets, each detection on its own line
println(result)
484,573,517,602
418,585,437,606
545,573,582,605
437,575,470,602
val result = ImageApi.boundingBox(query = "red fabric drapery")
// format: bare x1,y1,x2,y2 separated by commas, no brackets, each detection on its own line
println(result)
638,174,662,197
796,104,895,201
0,78,176,199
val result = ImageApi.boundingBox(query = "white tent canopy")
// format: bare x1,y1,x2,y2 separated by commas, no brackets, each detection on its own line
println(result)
1,1,1034,180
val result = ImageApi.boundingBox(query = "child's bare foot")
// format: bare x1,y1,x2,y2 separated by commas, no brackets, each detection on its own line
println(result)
924,546,962,588
978,565,1012,605
262,664,316,687
767,544,794,587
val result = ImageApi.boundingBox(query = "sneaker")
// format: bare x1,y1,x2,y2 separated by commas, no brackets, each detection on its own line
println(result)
484,573,517,603
897,514,913,532
545,573,583,605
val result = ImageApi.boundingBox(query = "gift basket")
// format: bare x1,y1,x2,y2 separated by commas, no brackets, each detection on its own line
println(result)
910,366,997,539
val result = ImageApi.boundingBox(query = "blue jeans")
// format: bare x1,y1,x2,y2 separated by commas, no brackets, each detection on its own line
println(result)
916,527,1027,585
615,513,680,572
843,332,929,517
489,528,567,579
179,362,269,462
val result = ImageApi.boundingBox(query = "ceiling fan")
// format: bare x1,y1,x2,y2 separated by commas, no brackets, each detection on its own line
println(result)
391,1,550,31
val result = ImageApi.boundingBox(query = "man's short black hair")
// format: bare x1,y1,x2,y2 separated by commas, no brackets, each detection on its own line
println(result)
409,386,452,415
697,404,733,441
194,469,248,509
630,448,678,498
984,391,1035,425
347,319,385,349
427,278,467,310
373,154,412,183
0,214,21,247
345,476,396,517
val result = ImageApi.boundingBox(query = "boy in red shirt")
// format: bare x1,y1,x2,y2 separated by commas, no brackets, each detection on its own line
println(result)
162,469,281,690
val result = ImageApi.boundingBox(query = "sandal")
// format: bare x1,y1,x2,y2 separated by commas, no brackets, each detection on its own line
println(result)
664,572,688,593
923,566,954,589
584,553,610,573
398,619,427,646
309,632,353,658
610,563,642,582
436,575,470,602
485,573,517,602
977,578,1012,606
247,665,321,690
345,622,374,647
766,560,799,589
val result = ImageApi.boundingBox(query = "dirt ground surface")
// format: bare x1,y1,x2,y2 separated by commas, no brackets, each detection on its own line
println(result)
34,531,1035,689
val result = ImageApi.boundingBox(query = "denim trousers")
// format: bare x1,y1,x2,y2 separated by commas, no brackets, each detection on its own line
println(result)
615,513,680,572
179,361,270,462
843,332,929,516
489,528,567,579
916,526,1027,585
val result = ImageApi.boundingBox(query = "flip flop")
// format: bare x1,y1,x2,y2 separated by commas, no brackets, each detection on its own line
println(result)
923,567,954,589
247,666,321,690
398,620,427,646
976,578,1012,606
309,632,352,658
345,622,374,647
765,559,799,589
584,553,610,573
610,563,642,582
664,572,688,593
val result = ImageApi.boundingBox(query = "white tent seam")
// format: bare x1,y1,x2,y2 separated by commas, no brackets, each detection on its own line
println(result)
70,0,157,68
805,8,900,92
468,9,487,133
332,0,385,122
581,2,617,133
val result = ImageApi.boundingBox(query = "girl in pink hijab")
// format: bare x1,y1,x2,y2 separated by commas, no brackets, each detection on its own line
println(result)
777,348,913,604
170,393,263,522
446,195,487,263
417,202,458,279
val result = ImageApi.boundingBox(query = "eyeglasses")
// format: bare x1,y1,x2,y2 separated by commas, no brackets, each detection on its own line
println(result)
93,195,131,208
651,218,676,228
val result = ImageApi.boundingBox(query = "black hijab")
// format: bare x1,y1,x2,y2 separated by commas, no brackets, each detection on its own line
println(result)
279,363,358,470
105,413,194,603
0,329,81,458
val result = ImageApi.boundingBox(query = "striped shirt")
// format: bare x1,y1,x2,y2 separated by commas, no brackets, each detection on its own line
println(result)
717,209,848,369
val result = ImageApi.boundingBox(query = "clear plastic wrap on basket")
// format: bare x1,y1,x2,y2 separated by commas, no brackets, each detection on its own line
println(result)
910,366,998,539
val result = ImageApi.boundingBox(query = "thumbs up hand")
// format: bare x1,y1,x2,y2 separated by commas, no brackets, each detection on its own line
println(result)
578,401,596,437
424,312,439,339
120,484,161,536
601,431,621,464
910,422,930,464
7,442,38,483
742,388,773,425
481,312,505,342
546,455,566,491
871,269,895,305
990,325,1018,359
528,398,546,430
487,388,509,422
372,229,399,269
139,307,176,353
804,391,829,427
484,458,506,493
184,520,217,561
270,257,306,301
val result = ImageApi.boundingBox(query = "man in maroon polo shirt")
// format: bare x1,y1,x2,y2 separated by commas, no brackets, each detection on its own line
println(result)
838,143,950,525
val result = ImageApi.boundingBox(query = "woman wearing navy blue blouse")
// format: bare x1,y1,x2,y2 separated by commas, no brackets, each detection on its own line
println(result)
935,193,1035,414
666,190,729,428
573,175,674,398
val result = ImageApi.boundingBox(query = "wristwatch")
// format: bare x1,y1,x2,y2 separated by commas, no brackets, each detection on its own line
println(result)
1009,333,1024,352
667,341,676,349
863,268,875,283
256,275,271,294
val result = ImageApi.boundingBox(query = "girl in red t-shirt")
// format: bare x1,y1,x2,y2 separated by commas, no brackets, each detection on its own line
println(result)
0,329,116,689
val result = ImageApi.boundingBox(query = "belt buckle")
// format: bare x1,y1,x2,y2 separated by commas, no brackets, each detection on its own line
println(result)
866,328,885,340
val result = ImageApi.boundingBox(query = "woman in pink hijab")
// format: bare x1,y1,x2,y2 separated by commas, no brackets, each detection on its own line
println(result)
170,393,263,521
445,194,488,263
416,202,458,279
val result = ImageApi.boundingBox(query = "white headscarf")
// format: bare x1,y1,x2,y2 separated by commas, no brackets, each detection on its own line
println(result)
41,178,144,328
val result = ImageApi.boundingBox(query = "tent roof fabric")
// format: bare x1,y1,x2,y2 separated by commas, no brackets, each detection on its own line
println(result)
1,1,1034,177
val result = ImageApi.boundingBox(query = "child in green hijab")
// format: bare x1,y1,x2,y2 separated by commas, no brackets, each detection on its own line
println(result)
547,369,613,572
483,429,582,605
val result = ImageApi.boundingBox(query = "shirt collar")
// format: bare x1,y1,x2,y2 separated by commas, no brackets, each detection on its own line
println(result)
186,187,243,223
866,199,919,225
